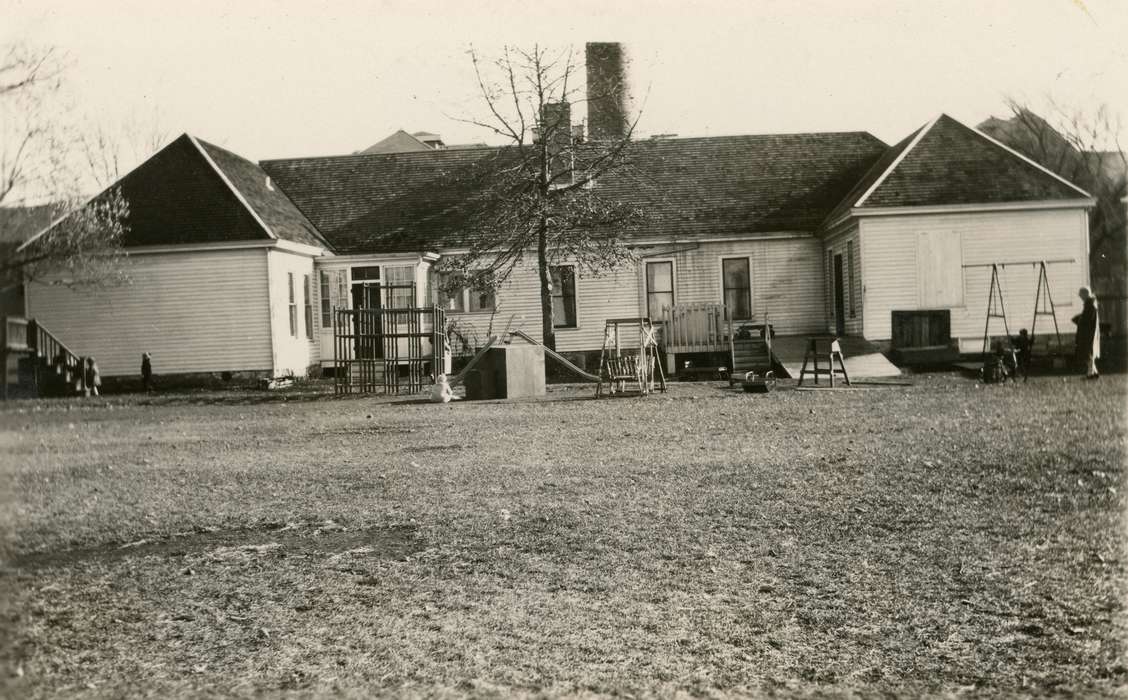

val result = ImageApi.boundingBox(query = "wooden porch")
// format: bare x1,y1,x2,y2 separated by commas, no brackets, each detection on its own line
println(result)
656,303,775,378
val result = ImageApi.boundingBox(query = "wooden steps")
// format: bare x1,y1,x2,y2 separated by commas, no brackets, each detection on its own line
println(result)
731,339,772,374
2,316,92,399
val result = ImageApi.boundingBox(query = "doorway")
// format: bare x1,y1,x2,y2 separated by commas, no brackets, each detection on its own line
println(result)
350,283,383,359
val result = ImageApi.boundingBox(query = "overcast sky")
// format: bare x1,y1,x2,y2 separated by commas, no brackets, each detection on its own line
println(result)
5,0,1127,168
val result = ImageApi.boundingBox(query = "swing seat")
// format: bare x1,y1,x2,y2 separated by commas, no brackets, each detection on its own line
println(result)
604,355,643,381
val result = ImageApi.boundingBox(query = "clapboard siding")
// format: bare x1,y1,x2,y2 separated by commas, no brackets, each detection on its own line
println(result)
447,237,825,353
266,249,319,376
661,238,825,335
26,248,272,376
567,266,641,350
444,258,640,353
860,208,1089,349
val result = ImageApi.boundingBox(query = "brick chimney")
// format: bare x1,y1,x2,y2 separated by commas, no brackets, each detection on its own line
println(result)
585,42,629,141
539,102,573,185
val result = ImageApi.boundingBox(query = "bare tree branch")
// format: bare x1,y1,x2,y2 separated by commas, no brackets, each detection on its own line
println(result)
983,96,1126,296
1,41,131,289
438,44,649,350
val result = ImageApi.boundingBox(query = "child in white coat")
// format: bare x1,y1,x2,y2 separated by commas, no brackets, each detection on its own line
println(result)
430,374,453,403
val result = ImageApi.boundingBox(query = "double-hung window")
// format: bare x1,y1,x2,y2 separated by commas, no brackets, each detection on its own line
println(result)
550,265,577,328
319,271,332,326
384,265,415,307
287,273,298,337
303,274,313,338
437,273,466,312
436,272,495,312
645,261,674,319
467,285,495,313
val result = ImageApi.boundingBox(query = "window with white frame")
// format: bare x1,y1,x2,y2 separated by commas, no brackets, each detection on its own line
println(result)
287,273,298,337
722,257,752,320
384,264,415,307
436,272,465,312
319,271,332,326
847,241,857,318
336,270,348,309
468,286,495,312
436,272,495,312
645,261,674,318
550,265,577,328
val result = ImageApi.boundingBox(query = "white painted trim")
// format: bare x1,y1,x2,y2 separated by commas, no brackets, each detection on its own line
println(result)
315,252,430,267
274,240,327,257
117,239,324,257
638,232,818,245
854,115,941,208
966,123,1094,198
263,248,280,374
642,258,677,320
188,135,277,240
717,255,754,321
433,232,815,258
849,198,1096,218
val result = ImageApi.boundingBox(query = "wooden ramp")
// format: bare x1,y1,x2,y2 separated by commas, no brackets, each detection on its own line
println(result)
772,335,902,379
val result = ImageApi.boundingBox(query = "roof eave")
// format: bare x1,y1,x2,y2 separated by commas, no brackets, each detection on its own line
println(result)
850,198,1097,219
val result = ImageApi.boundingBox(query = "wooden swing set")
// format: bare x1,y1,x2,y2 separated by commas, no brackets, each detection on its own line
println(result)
595,317,667,397
971,258,1070,377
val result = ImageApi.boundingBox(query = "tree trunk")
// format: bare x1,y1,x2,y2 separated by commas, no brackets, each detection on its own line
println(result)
537,217,556,351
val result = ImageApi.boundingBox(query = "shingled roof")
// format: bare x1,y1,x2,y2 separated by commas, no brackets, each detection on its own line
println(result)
823,114,1091,227
196,138,329,249
29,134,329,250
261,131,888,254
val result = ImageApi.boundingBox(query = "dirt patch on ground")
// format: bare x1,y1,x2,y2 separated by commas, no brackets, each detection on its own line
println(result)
5,521,421,570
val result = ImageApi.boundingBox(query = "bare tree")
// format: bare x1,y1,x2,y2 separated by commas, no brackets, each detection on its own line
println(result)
436,44,651,351
0,42,129,289
79,110,168,188
979,98,1127,296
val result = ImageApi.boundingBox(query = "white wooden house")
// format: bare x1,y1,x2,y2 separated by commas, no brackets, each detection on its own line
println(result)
819,114,1093,354
21,135,333,379
15,113,1093,383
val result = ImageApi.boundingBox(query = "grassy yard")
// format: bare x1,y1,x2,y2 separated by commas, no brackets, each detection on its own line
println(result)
0,374,1125,697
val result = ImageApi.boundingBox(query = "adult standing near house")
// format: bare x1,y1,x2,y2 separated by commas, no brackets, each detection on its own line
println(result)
1072,287,1100,379
141,352,153,392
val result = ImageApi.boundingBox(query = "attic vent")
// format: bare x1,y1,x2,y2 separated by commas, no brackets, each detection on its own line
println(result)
265,176,274,191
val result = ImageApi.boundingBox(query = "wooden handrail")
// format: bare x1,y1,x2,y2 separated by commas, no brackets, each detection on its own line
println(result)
2,315,90,399
29,318,87,396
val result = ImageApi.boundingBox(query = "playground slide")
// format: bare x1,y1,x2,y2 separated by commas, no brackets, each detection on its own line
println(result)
447,336,500,387
509,330,601,382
